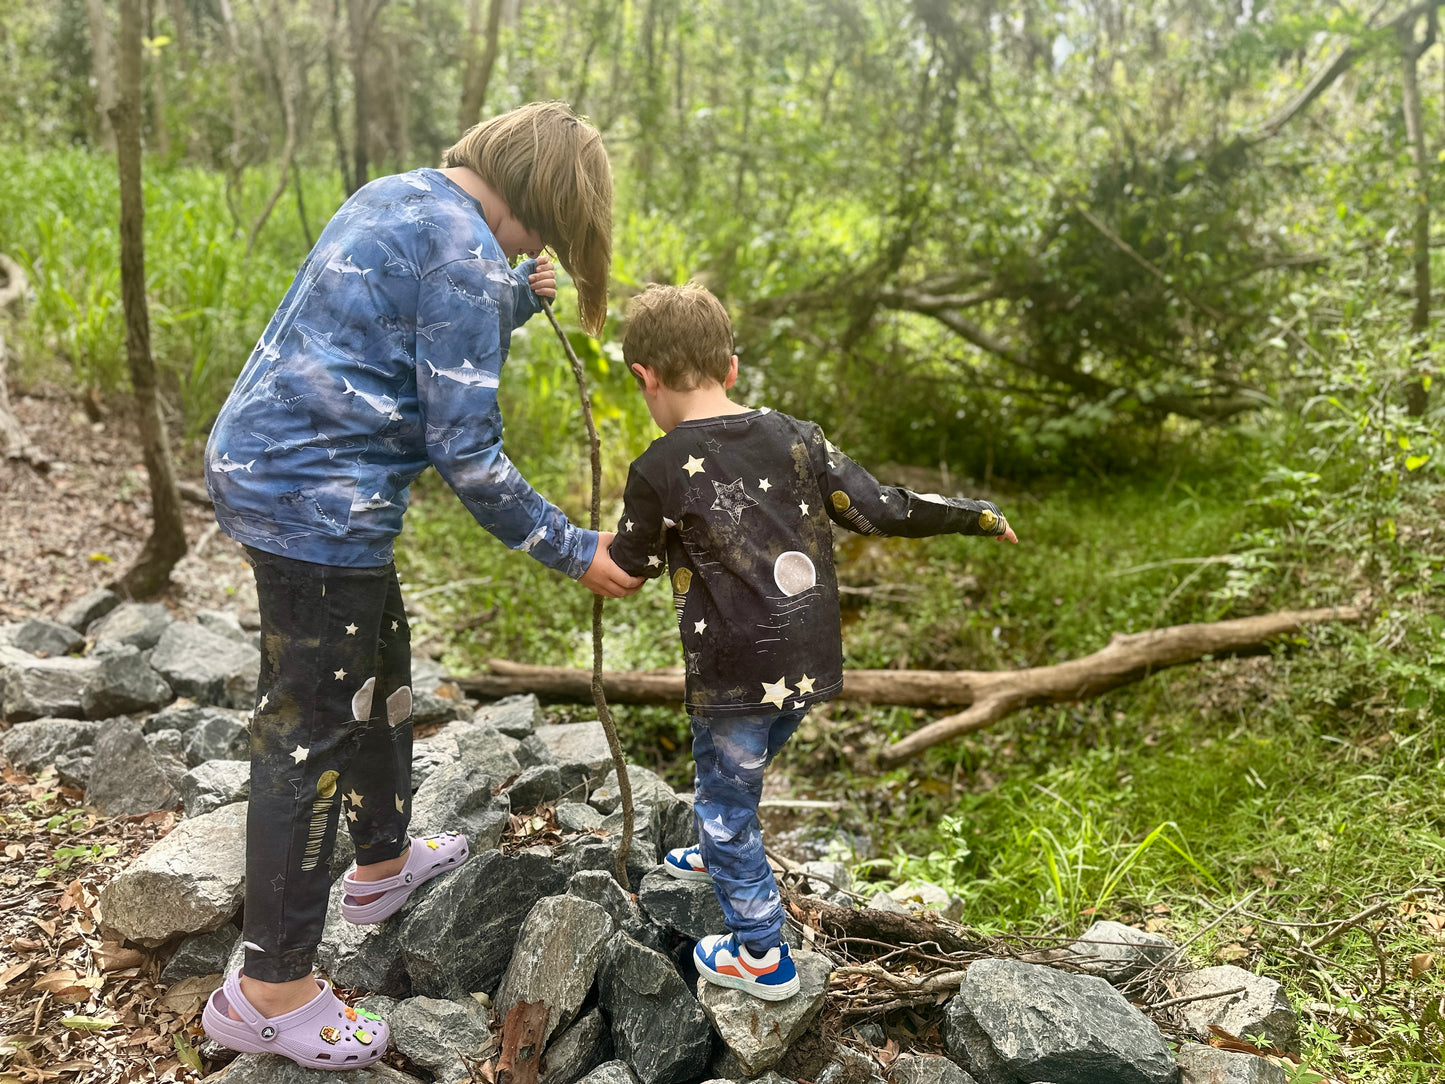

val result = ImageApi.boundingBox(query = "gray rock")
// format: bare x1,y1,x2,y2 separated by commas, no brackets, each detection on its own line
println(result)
80,645,173,717
210,1054,424,1082
411,734,460,792
400,850,566,998
508,764,563,808
147,727,187,761
413,689,470,727
315,876,413,998
867,891,908,914
496,895,615,1039
431,718,522,780
411,656,447,694
1067,921,1176,984
517,732,558,769
888,882,963,922
697,950,833,1074
85,718,185,816
565,870,647,934
1175,1043,1288,1084
99,801,247,946
0,654,102,721
184,709,250,765
408,760,510,848
943,958,1177,1084
815,1045,880,1084
196,609,249,644
161,924,240,983
390,996,494,1084
557,831,657,890
597,932,712,1084
557,761,595,802
149,622,260,708
557,801,605,833
588,765,675,816
14,617,85,657
473,694,542,738
540,1007,613,1084
0,717,102,772
54,749,93,788
55,588,121,632
534,721,612,772
355,994,399,1021
636,868,726,940
798,861,855,907
889,1056,977,1084
178,760,251,817
580,1062,641,1084
92,602,173,651
1174,966,1297,1053
144,703,234,736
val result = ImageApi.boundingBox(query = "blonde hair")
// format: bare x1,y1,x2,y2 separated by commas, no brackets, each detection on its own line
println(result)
443,101,612,336
623,283,734,391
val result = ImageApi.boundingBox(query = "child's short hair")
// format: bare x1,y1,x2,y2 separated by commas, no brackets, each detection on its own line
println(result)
623,283,734,390
443,101,612,337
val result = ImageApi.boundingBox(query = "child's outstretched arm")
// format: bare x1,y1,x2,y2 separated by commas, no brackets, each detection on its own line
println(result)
506,254,555,328
606,464,670,581
808,425,1018,543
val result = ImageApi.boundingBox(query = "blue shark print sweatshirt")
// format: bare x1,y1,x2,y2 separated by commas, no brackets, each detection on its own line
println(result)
205,168,597,576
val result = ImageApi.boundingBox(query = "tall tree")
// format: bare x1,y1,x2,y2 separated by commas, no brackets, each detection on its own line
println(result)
110,0,188,598
86,0,118,150
458,0,503,133
1399,10,1436,416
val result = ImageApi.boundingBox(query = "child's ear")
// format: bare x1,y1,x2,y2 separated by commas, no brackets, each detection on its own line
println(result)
723,355,739,390
630,363,660,394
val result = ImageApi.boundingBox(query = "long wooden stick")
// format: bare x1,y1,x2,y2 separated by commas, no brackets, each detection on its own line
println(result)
543,298,634,891
451,606,1363,766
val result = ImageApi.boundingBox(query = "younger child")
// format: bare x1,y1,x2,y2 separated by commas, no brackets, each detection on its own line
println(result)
609,283,1017,1000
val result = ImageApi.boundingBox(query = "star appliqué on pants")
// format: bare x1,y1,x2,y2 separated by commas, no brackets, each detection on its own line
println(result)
290,745,309,764
344,623,359,636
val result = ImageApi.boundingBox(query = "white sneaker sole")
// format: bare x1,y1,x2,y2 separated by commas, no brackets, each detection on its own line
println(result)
694,954,800,1001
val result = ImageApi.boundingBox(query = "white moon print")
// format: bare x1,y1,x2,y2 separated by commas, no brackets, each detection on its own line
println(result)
773,551,817,596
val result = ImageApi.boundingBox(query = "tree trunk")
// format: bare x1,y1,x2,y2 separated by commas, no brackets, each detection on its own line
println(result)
450,607,1365,762
347,0,387,191
0,254,48,473
110,0,189,599
146,0,169,158
326,0,354,196
458,0,504,133
86,0,119,150
1400,16,1435,417
245,0,300,258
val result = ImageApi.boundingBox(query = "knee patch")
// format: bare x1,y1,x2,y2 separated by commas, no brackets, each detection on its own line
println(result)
386,685,412,727
350,676,376,723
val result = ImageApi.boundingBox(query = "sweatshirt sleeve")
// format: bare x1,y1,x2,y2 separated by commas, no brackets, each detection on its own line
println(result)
608,462,669,579
415,257,597,579
808,425,1008,539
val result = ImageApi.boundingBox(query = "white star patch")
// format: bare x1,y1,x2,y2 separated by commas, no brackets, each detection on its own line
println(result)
710,478,759,525
798,502,810,516
694,618,708,635
760,677,792,710
346,789,364,808
879,493,889,503
796,674,816,695
257,693,270,712
344,623,359,636
758,478,772,492
647,554,662,568
624,519,634,532
333,667,348,680
683,455,706,477
346,808,358,822
290,745,309,764
391,620,399,631
793,700,807,710
395,794,406,814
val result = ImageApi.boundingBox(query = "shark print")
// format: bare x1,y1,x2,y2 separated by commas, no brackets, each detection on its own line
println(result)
219,515,310,551
425,424,465,454
376,241,421,280
326,254,373,277
212,452,256,473
249,432,286,454
415,321,450,343
341,378,404,421
351,492,394,512
425,359,500,389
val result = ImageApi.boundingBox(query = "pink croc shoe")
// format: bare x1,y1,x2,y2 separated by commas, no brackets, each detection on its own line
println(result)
340,832,470,925
201,970,388,1069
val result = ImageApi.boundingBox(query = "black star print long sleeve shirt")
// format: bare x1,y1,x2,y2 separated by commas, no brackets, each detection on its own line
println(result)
609,408,1008,718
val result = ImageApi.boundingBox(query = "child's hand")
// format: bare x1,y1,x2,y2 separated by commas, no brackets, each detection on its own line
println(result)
580,531,645,597
529,254,557,300
995,524,1019,544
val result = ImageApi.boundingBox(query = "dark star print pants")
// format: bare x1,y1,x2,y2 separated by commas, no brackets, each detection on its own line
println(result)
691,709,807,953
242,548,413,983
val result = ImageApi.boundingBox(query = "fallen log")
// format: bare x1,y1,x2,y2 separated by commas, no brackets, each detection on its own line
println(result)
449,606,1363,764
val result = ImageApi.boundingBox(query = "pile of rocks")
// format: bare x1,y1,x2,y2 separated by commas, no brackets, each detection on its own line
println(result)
0,593,1303,1084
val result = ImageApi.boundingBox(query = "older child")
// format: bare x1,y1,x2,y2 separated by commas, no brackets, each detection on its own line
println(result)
609,283,1016,1000
201,102,641,1069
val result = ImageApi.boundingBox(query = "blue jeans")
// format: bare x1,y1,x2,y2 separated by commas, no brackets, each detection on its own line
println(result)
691,710,807,952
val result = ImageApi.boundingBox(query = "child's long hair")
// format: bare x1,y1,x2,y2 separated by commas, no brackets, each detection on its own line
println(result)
442,101,612,336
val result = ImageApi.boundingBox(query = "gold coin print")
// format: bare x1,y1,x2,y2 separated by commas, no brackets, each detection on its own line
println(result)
317,770,339,798
672,568,693,593
830,490,850,511
978,509,998,532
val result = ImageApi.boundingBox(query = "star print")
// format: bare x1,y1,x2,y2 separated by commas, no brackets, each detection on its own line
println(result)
694,618,708,635
793,700,807,710
704,438,723,452
711,478,759,525
683,486,705,505
391,620,399,631
257,693,270,711
798,502,810,516
685,650,702,674
346,789,364,808
344,623,359,636
624,519,635,532
879,493,889,503
761,677,792,710
395,794,406,813
758,478,772,492
334,667,348,680
796,674,816,694
683,455,706,477
346,808,358,822
290,744,309,764
647,554,662,568
270,874,287,892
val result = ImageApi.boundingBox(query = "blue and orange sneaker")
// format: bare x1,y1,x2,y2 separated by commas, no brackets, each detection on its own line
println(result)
663,845,712,882
693,933,800,1001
